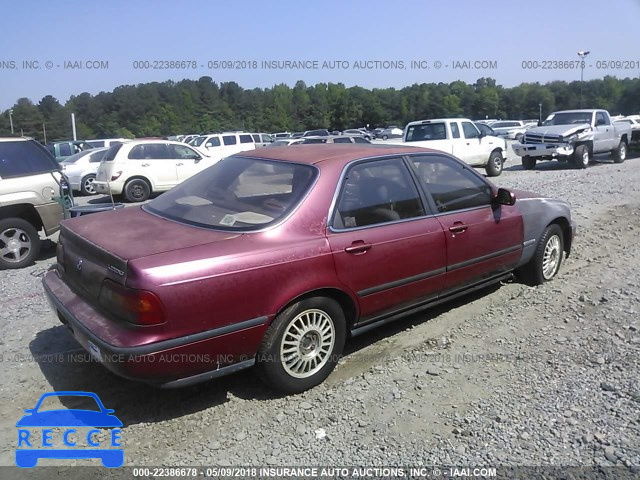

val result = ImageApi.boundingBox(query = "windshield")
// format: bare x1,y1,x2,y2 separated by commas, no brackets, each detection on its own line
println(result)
144,156,317,231
405,123,447,141
543,112,592,126
62,150,94,164
190,136,208,147
0,140,60,178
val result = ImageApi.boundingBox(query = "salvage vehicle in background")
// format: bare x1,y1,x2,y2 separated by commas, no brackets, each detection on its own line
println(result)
93,140,211,202
377,126,404,140
0,137,72,269
489,120,537,141
46,141,95,162
42,144,575,393
300,135,371,144
403,118,508,176
190,132,256,158
614,116,640,143
512,109,631,169
61,147,109,195
251,133,275,147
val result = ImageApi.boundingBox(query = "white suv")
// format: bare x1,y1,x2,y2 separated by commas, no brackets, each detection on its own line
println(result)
190,132,256,159
93,140,213,202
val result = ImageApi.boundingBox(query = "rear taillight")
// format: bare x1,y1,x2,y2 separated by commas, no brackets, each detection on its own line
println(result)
110,171,122,181
99,280,166,325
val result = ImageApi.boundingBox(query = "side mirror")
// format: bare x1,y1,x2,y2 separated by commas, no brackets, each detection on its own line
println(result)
478,131,485,138
537,120,542,127
492,188,516,206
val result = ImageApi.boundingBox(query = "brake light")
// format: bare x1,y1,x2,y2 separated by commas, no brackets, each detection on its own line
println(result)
110,171,122,181
99,280,166,325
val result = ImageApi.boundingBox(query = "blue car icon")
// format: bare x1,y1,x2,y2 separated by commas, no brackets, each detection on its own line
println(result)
16,391,123,468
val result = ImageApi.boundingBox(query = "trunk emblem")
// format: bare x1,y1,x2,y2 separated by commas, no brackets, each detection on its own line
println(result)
108,265,125,276
76,258,83,272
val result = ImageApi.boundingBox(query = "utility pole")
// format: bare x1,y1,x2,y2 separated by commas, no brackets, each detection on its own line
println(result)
71,113,77,141
577,50,590,108
9,109,14,134
539,104,542,123
43,123,47,144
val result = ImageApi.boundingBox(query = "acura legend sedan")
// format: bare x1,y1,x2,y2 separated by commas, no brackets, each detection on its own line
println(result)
42,145,575,393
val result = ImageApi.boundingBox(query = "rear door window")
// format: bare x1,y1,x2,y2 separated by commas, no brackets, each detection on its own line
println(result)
223,135,237,146
239,134,253,144
0,140,60,178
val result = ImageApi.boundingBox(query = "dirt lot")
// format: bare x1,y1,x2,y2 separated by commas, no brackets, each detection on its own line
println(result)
1,147,639,473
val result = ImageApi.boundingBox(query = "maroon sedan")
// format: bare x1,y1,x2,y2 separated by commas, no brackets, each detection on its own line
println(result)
42,145,576,393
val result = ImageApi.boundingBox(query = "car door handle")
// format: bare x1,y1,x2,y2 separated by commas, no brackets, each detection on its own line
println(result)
141,163,150,167
176,162,184,166
345,242,372,254
449,222,469,233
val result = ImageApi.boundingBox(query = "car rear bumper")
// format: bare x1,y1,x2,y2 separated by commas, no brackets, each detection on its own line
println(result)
94,181,123,195
42,268,265,387
512,143,574,158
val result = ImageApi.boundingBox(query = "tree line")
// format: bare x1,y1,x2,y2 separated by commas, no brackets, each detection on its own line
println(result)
1,76,639,143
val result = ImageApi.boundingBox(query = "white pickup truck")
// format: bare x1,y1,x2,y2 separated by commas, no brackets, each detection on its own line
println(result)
512,109,631,170
402,118,508,176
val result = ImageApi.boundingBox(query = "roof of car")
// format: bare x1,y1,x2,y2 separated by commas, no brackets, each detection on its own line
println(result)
0,136,30,142
239,144,433,165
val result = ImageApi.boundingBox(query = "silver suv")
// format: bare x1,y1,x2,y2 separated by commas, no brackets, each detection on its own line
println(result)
0,137,71,269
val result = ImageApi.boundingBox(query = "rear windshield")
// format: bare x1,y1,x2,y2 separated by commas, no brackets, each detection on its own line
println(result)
405,123,447,141
144,156,317,231
103,143,124,161
0,140,60,178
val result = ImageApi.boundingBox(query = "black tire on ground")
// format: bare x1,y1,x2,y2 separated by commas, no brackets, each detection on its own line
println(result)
485,151,504,177
612,141,627,163
124,178,151,203
572,145,590,169
522,156,536,170
80,174,97,196
517,223,564,286
382,135,388,140
256,297,346,394
0,217,41,270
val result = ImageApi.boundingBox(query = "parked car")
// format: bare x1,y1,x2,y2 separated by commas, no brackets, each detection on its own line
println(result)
343,129,373,140
377,126,404,140
61,147,110,195
512,109,632,169
267,139,305,146
489,121,533,141
300,135,371,144
614,116,640,143
475,122,499,137
42,144,575,393
93,140,212,202
403,118,508,176
290,132,305,138
46,141,95,162
272,132,291,139
190,132,256,159
251,133,275,147
182,134,201,145
303,129,331,137
86,139,127,149
0,137,72,269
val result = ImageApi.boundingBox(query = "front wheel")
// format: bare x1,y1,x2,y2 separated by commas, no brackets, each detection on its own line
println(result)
0,218,41,269
382,135,388,140
124,178,151,203
517,224,564,286
572,145,590,169
256,297,346,394
485,151,503,177
522,156,536,170
612,141,627,163
80,174,97,195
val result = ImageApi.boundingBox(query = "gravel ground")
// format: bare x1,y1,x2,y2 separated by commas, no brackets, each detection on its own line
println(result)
1,146,639,474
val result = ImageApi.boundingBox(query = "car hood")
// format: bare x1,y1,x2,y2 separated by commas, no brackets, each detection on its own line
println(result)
61,206,242,261
526,124,591,137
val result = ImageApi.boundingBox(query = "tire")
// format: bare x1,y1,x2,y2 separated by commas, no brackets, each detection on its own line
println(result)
382,135,388,140
0,218,41,269
124,178,151,203
572,145,590,169
80,174,97,195
517,224,564,286
612,141,627,163
522,156,536,170
485,151,504,177
256,297,346,394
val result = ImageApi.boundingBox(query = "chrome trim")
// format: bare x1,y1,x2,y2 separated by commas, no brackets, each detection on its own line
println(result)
523,239,536,247
447,244,521,271
357,267,446,297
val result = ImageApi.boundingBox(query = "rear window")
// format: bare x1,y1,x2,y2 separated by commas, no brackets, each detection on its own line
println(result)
103,143,124,161
0,140,60,178
223,135,237,146
239,134,253,144
144,156,317,231
405,123,447,141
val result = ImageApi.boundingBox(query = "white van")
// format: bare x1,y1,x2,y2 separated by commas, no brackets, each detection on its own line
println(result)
85,138,127,148
93,140,214,202
190,132,256,158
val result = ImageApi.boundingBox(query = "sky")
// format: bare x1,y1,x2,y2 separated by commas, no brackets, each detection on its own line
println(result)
0,0,639,111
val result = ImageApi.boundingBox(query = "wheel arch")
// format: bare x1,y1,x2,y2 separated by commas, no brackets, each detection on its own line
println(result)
0,204,44,231
548,216,572,255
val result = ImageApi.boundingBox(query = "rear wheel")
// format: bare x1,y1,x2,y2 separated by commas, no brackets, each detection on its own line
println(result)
522,156,536,170
382,135,388,140
124,178,151,202
485,151,503,177
612,141,627,163
256,297,346,394
572,145,590,169
517,224,564,286
0,218,41,269
80,174,97,195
